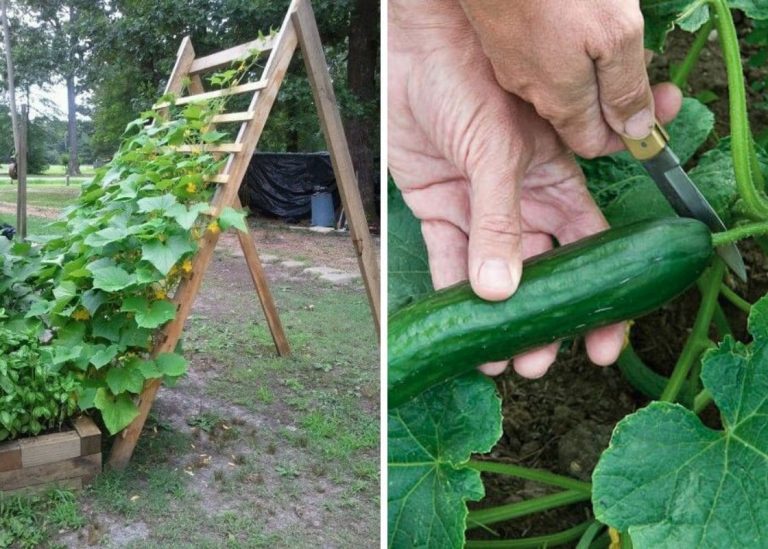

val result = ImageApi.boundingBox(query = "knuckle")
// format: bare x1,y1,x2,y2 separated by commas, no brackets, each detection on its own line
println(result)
593,12,644,54
475,214,520,241
606,80,649,110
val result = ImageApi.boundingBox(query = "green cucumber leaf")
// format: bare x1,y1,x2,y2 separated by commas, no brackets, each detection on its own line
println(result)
88,265,137,292
141,235,196,275
105,364,146,395
592,294,768,547
641,0,709,52
387,180,431,312
137,193,178,213
94,388,139,435
121,296,177,329
155,352,188,377
731,0,768,19
218,207,248,232
388,373,502,549
90,344,119,369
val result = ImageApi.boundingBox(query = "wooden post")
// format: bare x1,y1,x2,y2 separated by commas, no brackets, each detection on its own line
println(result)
291,0,381,334
16,105,26,239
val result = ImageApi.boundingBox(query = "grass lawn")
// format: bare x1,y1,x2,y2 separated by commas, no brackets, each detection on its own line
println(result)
0,182,81,211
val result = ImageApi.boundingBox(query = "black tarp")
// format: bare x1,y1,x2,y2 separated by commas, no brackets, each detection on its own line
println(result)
238,152,339,221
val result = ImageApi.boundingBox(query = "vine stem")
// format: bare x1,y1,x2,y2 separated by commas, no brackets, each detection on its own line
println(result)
712,221,768,246
709,0,768,213
694,389,713,413
464,521,596,549
466,460,591,494
660,261,725,402
671,18,714,88
466,490,590,529
720,283,752,313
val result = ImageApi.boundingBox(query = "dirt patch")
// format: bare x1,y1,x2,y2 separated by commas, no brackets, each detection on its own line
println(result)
0,202,61,220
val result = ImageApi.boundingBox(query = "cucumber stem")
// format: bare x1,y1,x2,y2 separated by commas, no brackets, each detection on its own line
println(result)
465,521,596,549
466,460,592,494
712,303,734,337
712,221,768,246
661,261,725,403
719,283,752,313
708,0,768,212
694,388,714,413
466,490,590,529
671,19,715,89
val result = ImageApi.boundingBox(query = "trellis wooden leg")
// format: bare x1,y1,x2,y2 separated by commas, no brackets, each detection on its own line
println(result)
233,196,291,356
291,0,381,335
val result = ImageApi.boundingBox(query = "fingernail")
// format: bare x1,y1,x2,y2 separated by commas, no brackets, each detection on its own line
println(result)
624,108,653,139
478,259,517,292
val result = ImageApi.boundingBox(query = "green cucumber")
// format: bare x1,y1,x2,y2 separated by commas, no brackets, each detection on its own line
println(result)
388,218,713,408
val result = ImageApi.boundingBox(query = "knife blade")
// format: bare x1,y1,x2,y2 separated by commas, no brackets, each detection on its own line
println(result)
621,122,747,282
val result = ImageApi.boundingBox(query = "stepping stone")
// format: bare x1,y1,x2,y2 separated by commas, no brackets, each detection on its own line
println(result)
280,260,306,268
259,254,279,263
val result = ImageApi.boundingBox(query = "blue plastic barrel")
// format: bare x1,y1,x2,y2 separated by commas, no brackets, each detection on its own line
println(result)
311,191,335,227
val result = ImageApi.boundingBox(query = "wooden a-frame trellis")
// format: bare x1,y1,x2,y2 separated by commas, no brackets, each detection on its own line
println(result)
107,0,380,469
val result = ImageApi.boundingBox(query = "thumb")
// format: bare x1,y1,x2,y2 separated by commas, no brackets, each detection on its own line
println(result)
467,156,524,301
593,19,655,139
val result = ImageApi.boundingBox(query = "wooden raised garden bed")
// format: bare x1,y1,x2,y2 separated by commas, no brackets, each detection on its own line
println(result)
0,416,101,495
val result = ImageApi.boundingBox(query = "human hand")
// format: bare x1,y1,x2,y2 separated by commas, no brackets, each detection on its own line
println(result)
458,0,655,158
388,0,681,376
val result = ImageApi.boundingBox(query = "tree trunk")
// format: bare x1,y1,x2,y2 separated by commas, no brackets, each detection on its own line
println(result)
66,2,80,176
344,0,378,218
66,73,80,175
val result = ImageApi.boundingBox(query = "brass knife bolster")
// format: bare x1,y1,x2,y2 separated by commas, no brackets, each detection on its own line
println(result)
621,121,670,161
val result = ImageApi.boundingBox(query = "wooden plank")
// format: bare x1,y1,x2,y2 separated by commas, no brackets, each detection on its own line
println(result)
0,441,21,473
0,453,101,492
206,174,230,184
189,35,276,74
73,416,101,456
2,477,82,497
171,143,243,154
153,80,266,109
163,36,197,96
291,0,381,334
20,431,80,468
107,7,300,471
233,196,290,356
211,111,254,123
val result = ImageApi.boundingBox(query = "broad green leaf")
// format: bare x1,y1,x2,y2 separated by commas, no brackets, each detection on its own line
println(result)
731,0,768,19
121,296,177,328
218,207,248,232
84,226,128,247
641,0,709,52
90,344,119,369
88,265,136,292
106,365,145,394
155,352,188,377
166,202,210,230
388,181,432,313
592,294,768,547
201,130,227,143
81,290,107,315
137,193,178,213
53,281,78,302
141,235,195,275
388,374,503,548
94,388,139,434
131,357,161,379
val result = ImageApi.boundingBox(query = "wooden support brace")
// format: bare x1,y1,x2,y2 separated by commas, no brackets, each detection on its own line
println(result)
291,0,381,334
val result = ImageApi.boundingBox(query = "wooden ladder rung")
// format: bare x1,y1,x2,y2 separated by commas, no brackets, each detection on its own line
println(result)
172,143,243,153
211,111,255,123
189,35,276,75
154,80,267,109
207,173,230,184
